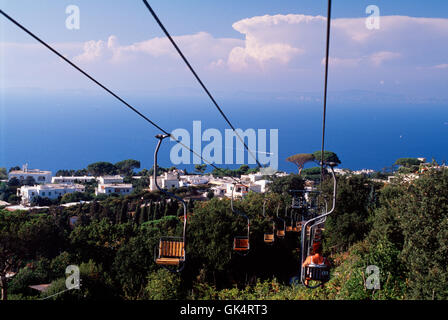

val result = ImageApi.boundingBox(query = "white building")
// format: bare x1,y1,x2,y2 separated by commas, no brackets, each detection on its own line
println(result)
333,168,350,175
98,175,124,184
179,174,210,187
240,173,264,183
17,183,85,205
95,183,133,196
51,176,96,184
9,164,52,184
252,179,271,193
352,169,375,175
205,185,227,198
150,172,180,191
225,183,249,198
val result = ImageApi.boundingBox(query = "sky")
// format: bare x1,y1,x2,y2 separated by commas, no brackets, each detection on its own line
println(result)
0,1,448,172
1,0,448,99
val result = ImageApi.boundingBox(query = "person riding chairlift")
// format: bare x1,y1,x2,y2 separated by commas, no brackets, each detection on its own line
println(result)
302,242,330,286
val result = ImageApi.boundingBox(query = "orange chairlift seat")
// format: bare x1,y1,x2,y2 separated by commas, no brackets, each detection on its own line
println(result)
234,236,250,251
231,183,250,254
152,134,187,272
290,213,300,232
275,204,286,239
156,237,185,266
262,199,275,244
285,207,294,232
264,233,275,243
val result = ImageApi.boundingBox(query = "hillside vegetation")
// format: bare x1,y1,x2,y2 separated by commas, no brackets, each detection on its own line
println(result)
1,169,447,300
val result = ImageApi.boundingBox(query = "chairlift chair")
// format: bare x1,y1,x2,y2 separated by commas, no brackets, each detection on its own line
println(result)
153,134,187,272
231,183,250,255
275,204,286,238
262,199,275,244
300,163,337,289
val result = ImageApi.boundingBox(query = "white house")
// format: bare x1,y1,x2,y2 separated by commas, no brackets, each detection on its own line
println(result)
205,185,227,198
150,172,180,191
251,179,271,193
225,183,249,198
9,164,52,184
240,173,264,183
51,176,96,184
352,169,375,175
95,183,133,196
179,174,210,186
17,183,85,205
98,175,124,184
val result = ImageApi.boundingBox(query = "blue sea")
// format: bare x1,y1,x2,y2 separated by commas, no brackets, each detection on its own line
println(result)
1,91,447,174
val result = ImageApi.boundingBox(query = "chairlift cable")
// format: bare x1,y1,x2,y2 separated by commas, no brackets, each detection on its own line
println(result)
141,0,263,168
0,9,243,184
320,0,332,181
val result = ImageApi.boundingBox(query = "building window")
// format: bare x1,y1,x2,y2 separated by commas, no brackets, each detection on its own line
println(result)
42,192,45,196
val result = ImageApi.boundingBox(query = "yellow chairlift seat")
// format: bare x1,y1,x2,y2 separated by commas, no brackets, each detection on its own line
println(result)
233,237,250,251
264,233,275,243
286,226,293,232
276,229,285,238
155,238,185,266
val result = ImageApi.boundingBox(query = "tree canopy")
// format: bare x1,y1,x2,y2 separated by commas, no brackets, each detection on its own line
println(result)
0,168,7,180
115,160,141,176
286,153,315,175
87,162,118,176
312,151,341,166
394,158,423,167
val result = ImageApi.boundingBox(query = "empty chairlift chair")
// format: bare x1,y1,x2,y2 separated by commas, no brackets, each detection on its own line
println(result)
156,236,185,266
153,134,187,272
231,183,250,254
275,204,286,239
262,199,275,245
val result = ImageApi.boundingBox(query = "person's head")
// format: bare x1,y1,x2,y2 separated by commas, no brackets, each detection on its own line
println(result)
312,242,322,254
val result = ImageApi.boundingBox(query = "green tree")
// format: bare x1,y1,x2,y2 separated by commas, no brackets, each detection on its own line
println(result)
0,211,64,300
134,202,142,225
206,190,214,200
322,175,379,252
394,158,423,167
386,170,448,299
194,164,207,174
145,269,184,299
41,260,119,301
0,168,7,180
267,174,304,195
23,176,36,186
115,159,141,176
7,177,20,187
312,151,341,166
286,153,315,175
8,166,20,173
87,162,117,176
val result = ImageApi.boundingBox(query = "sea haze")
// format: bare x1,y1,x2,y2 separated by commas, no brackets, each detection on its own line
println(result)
1,91,447,174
